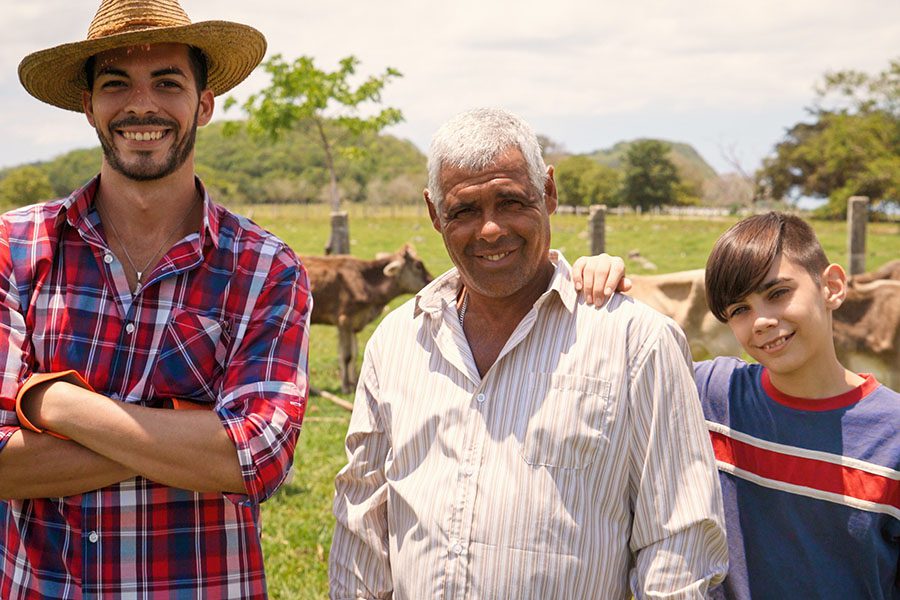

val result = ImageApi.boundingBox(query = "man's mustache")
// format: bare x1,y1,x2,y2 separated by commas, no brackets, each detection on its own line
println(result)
108,116,177,130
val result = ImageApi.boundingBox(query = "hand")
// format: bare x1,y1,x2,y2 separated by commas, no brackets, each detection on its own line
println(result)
572,254,632,307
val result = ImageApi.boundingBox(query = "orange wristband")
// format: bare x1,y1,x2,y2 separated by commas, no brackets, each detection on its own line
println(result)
169,398,213,411
15,370,94,440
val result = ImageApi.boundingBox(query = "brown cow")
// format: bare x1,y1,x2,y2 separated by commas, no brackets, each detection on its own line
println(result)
834,278,900,390
303,245,432,392
627,266,900,389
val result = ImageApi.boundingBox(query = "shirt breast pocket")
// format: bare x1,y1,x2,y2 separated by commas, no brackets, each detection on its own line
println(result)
150,309,230,404
520,373,613,470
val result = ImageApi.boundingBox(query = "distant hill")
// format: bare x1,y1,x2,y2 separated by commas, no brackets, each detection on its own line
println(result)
588,138,718,188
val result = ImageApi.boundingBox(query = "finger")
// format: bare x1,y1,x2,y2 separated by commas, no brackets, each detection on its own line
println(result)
572,256,585,291
591,261,611,307
582,264,596,305
622,277,633,293
607,259,626,295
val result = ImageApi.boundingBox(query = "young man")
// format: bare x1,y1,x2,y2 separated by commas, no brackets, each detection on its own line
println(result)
0,1,310,597
575,212,900,599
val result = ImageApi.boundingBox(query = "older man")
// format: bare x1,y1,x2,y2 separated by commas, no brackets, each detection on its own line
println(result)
329,108,727,599
0,1,309,597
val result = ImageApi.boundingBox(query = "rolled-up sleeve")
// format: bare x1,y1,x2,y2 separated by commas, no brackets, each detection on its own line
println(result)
218,251,311,505
627,320,728,598
329,347,393,600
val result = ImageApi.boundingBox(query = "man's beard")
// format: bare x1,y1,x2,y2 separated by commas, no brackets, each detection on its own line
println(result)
96,110,198,181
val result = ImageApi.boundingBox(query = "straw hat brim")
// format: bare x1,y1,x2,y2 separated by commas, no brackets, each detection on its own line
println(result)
18,21,266,113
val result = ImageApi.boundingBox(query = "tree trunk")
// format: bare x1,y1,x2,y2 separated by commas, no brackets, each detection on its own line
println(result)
316,119,350,255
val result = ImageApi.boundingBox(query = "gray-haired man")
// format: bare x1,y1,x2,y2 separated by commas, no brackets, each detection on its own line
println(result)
329,108,727,599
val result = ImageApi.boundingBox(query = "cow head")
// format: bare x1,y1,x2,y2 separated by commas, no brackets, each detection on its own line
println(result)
382,244,433,293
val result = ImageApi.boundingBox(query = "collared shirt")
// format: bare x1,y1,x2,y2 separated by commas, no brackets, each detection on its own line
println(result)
0,176,310,599
330,254,728,600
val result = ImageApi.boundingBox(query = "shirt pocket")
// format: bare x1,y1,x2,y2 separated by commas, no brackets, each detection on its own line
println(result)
519,373,613,470
150,309,230,404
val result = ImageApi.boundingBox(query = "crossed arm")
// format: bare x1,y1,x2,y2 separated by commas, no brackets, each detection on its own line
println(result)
0,381,244,499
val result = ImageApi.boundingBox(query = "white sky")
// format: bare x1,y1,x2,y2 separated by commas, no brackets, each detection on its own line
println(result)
2,0,898,174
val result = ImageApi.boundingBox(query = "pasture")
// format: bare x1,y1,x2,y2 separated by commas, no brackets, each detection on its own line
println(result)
238,203,900,598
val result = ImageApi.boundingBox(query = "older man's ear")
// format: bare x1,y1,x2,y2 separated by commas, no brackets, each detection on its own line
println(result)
544,165,558,215
424,189,442,233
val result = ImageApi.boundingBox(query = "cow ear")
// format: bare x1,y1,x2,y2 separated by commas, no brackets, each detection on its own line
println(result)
822,263,848,309
375,252,391,260
384,259,404,277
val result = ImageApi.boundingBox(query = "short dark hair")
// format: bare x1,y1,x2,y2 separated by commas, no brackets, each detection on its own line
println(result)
83,45,209,94
705,212,830,322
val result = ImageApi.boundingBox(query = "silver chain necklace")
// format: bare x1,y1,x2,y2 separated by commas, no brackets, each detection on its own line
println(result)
458,291,469,325
98,195,198,293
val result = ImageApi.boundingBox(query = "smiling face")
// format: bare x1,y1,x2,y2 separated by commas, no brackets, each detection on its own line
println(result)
426,146,557,302
82,43,213,181
724,255,845,381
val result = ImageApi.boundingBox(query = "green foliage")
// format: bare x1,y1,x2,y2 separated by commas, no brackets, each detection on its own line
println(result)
759,58,900,218
619,140,681,210
555,155,620,207
0,165,54,208
227,54,404,215
193,121,424,205
43,148,103,197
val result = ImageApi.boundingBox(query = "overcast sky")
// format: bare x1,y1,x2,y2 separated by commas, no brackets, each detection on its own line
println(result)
3,0,898,174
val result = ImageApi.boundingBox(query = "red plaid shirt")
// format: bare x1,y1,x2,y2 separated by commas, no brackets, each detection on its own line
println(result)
0,176,310,599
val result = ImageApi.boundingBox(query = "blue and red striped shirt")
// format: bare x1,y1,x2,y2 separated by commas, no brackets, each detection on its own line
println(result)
0,176,310,598
695,357,900,599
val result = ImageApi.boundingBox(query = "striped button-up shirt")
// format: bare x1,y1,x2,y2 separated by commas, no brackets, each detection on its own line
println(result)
330,254,728,599
0,176,310,599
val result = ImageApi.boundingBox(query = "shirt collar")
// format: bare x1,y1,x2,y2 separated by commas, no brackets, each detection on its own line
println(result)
59,175,220,249
414,250,578,319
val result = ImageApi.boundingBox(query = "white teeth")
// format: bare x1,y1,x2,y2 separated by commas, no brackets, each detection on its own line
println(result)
484,252,511,262
122,130,164,141
761,335,789,350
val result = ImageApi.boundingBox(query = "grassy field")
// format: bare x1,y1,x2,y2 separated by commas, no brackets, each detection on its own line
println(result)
238,203,900,598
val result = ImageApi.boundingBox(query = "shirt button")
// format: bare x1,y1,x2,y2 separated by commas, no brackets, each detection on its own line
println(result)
125,323,135,334
476,393,486,403
451,543,463,555
88,531,99,543
464,465,476,477
103,253,113,264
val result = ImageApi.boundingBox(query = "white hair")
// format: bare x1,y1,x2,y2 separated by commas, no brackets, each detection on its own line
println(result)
426,107,548,210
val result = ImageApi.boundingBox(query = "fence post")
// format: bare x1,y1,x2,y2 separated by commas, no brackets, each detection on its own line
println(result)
326,211,350,255
589,204,607,255
847,196,869,276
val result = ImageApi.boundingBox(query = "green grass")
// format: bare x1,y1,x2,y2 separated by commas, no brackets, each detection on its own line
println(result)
240,204,900,598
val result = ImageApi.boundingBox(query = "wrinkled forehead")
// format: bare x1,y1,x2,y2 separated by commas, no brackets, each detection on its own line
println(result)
439,147,531,193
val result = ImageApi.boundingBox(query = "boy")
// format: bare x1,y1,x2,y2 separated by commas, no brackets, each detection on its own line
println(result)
574,212,899,599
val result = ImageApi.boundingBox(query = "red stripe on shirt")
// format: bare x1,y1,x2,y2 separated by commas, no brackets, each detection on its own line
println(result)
710,430,900,509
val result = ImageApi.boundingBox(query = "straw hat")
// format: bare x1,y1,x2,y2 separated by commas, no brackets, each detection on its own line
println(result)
18,0,266,112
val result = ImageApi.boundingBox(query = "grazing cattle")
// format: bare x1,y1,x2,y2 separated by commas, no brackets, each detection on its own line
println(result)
303,245,432,392
627,266,900,389
834,278,900,390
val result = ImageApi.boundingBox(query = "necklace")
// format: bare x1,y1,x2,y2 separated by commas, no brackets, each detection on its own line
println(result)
458,290,469,325
98,194,199,294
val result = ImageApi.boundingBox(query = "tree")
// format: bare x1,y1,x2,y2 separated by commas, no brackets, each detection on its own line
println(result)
758,58,900,218
619,140,680,211
227,54,403,253
554,155,620,207
0,165,54,208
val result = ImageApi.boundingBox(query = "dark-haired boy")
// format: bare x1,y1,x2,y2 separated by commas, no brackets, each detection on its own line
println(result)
573,212,899,599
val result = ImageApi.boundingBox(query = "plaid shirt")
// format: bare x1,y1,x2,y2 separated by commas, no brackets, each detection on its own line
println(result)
0,176,310,599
